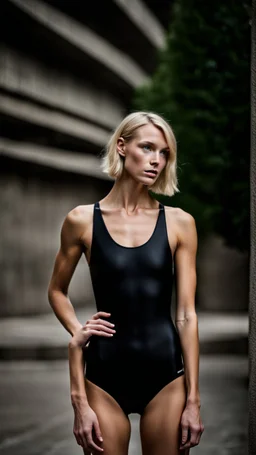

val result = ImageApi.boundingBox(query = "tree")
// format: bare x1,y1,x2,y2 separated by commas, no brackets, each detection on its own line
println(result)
132,0,251,252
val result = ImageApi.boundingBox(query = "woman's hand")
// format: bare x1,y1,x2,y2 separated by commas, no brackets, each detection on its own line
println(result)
69,311,116,348
73,403,104,453
179,402,204,451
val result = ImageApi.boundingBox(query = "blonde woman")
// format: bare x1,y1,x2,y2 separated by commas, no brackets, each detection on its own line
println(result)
48,111,204,455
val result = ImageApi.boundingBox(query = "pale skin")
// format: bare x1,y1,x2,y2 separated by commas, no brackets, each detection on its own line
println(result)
48,122,204,454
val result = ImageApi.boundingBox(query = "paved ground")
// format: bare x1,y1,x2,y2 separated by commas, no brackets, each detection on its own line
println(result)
0,355,248,455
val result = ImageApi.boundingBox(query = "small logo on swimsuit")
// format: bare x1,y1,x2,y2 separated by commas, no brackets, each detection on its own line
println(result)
177,368,184,374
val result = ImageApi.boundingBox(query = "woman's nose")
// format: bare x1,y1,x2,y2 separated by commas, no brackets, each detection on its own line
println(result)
150,152,160,164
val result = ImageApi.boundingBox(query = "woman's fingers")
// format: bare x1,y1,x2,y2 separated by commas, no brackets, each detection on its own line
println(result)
189,424,201,446
190,422,204,447
181,425,188,446
71,321,116,348
84,318,115,329
96,318,115,327
195,423,204,445
89,329,115,337
79,432,89,451
74,427,103,452
74,432,83,447
93,419,104,443
73,406,104,452
179,426,192,450
91,311,111,320
86,324,116,334
180,424,203,450
86,432,104,452
80,312,116,341
73,427,86,448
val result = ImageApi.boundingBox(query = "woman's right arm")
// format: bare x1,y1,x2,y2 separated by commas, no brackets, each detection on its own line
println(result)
47,207,86,337
47,207,115,452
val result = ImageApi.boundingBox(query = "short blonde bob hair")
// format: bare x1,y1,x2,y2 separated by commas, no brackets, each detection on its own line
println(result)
100,111,179,197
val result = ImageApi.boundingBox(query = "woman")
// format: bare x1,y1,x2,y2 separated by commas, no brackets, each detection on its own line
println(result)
48,111,204,455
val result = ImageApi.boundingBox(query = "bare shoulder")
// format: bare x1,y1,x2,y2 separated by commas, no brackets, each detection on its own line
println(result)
61,204,94,241
164,205,197,244
66,204,94,225
164,205,195,226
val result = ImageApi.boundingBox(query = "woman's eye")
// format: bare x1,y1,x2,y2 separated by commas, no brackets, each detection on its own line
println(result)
160,150,168,156
143,145,151,151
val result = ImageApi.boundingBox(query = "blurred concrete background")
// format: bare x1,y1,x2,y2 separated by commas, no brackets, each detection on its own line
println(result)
0,0,249,454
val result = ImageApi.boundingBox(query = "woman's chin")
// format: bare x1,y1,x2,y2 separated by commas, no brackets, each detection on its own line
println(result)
139,176,155,186
141,175,157,186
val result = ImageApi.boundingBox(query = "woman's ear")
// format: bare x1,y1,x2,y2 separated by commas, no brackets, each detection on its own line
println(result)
117,137,125,157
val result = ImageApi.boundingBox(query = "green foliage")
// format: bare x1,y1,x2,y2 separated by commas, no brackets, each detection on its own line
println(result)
132,0,250,252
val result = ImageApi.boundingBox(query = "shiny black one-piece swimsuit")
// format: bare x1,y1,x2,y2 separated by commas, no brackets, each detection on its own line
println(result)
85,201,184,415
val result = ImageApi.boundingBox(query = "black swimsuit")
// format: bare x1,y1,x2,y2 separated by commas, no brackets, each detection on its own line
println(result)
85,201,184,415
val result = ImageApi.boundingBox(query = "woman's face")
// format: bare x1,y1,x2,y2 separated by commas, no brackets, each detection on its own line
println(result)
117,123,169,185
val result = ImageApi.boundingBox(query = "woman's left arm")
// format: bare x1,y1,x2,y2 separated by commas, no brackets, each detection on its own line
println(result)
173,211,204,450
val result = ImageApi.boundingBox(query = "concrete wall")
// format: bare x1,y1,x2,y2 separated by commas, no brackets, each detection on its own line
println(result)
197,235,249,312
0,156,113,316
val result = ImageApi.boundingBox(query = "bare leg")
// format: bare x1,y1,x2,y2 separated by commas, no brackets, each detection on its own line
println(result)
139,375,189,455
83,378,131,455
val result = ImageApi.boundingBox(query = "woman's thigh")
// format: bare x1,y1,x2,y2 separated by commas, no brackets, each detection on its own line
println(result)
84,378,131,455
139,375,189,455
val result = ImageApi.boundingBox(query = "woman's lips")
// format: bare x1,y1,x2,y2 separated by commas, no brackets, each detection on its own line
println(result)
144,170,157,178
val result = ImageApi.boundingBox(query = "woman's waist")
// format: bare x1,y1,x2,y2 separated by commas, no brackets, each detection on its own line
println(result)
111,316,176,335
87,322,180,357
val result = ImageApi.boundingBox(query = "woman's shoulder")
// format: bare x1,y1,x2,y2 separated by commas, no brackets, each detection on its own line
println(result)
68,203,94,218
63,204,95,231
164,205,196,231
